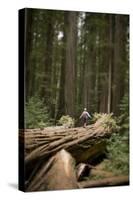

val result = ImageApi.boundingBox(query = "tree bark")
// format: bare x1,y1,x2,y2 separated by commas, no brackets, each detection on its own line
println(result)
20,114,118,166
56,15,66,119
112,15,127,115
41,13,55,104
64,11,77,117
107,15,113,113
25,8,34,101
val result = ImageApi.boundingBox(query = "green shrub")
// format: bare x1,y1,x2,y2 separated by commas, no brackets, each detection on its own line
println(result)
104,93,129,175
58,115,75,128
92,112,119,131
25,96,50,128
118,93,129,134
105,132,129,175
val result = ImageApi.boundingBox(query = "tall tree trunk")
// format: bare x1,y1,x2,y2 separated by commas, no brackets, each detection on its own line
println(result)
64,11,77,117
107,15,113,113
41,13,54,106
56,20,66,119
25,8,34,101
86,36,96,112
99,16,108,113
112,15,128,114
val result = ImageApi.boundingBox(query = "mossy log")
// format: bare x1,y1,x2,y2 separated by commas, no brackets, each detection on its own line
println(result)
79,175,129,188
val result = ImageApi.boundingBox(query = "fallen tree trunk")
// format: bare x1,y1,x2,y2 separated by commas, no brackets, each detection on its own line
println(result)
76,163,114,181
20,114,118,166
79,176,129,188
26,149,79,191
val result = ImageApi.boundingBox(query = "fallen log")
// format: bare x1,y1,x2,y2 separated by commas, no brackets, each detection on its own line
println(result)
76,163,114,181
26,149,79,191
79,176,129,188
89,168,114,178
20,113,118,166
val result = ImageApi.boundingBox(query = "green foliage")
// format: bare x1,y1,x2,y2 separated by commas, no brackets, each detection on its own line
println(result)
92,112,104,121
105,133,129,175
92,112,119,131
104,93,129,175
118,93,129,133
58,115,75,128
25,97,50,128
119,93,129,113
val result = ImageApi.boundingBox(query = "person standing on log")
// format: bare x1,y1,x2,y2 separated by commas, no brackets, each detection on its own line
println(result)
79,108,91,128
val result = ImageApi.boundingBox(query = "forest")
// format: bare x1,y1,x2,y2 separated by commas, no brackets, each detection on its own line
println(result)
19,8,129,191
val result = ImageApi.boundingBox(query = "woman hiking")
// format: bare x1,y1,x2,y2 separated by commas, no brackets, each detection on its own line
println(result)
79,108,91,128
